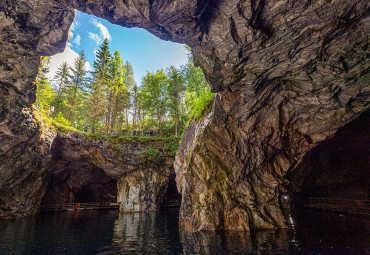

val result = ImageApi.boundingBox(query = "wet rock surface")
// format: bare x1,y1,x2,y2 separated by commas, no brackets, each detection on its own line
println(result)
0,0,369,231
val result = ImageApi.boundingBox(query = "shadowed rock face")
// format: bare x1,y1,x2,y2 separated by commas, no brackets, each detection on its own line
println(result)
0,0,369,231
289,110,370,201
40,133,174,213
42,136,118,205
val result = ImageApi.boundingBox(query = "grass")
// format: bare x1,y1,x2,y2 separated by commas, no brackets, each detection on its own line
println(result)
140,148,160,159
32,107,182,159
33,106,181,145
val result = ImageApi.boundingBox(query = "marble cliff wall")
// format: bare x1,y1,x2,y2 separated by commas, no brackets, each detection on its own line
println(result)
0,0,369,231
44,133,175,214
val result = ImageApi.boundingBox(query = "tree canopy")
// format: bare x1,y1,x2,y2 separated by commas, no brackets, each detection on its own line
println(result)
35,40,214,138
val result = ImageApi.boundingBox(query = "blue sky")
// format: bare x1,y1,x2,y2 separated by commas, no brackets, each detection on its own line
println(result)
48,11,188,84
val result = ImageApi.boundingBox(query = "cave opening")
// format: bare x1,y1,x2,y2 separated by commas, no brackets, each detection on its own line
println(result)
36,10,207,211
40,136,118,207
288,110,370,212
161,174,182,209
74,181,117,203
36,10,198,138
41,162,118,206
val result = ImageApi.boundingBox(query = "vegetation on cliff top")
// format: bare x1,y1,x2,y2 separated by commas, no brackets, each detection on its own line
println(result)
34,103,181,156
35,41,214,144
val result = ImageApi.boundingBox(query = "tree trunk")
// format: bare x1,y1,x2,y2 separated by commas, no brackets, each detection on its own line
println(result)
125,108,129,129
158,114,162,137
175,107,178,137
68,87,77,122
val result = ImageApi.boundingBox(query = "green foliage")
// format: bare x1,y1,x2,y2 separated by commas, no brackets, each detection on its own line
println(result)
88,39,111,129
141,69,168,136
35,40,214,143
52,61,70,115
54,112,71,126
66,51,88,122
140,148,159,159
164,141,180,156
183,54,215,119
104,51,128,134
36,57,55,109
166,65,185,136
187,86,215,119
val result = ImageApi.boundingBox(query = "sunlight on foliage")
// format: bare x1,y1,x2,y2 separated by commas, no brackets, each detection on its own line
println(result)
35,41,214,144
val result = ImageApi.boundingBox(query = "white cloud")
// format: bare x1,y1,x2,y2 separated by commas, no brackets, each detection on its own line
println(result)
47,46,92,81
90,18,111,41
70,21,80,31
73,34,81,46
84,61,92,72
88,32,103,45
68,30,73,39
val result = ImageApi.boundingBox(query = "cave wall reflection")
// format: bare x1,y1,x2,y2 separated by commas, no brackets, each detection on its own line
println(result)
112,209,296,255
1,209,368,254
113,210,183,254
180,229,292,254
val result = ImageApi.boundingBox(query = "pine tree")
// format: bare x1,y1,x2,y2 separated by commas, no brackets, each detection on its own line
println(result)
87,39,111,131
105,51,127,134
132,83,139,130
52,62,70,115
67,51,88,123
36,57,55,109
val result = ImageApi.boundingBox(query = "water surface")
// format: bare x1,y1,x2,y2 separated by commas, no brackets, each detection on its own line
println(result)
0,208,369,254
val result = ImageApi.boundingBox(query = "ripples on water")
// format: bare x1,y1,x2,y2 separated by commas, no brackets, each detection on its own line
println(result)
0,208,369,254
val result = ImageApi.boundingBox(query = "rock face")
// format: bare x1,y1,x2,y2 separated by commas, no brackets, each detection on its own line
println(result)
0,0,369,231
117,169,169,212
41,133,175,213
289,110,370,201
0,0,74,218
42,135,117,205
0,110,56,218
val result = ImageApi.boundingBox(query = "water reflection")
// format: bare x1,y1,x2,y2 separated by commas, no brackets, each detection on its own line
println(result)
0,209,369,254
112,210,182,254
181,229,293,254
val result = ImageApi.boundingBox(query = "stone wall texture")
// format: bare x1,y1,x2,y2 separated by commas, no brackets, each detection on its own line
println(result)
42,134,174,213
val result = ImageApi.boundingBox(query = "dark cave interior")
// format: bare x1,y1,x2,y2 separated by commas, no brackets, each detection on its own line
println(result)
161,174,182,209
289,110,370,206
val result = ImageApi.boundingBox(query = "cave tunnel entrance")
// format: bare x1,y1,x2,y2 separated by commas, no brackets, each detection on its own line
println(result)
288,110,370,213
161,174,182,209
41,137,119,206
41,162,118,206
74,181,117,203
